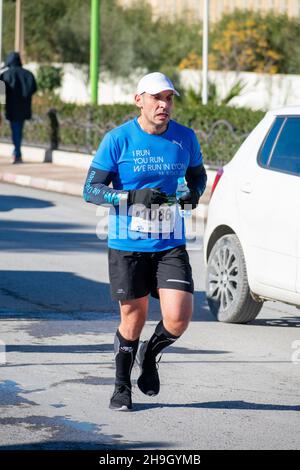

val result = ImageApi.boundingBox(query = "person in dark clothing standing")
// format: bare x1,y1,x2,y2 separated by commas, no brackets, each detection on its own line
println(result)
0,52,37,163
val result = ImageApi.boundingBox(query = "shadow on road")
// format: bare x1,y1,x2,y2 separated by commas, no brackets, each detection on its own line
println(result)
0,415,171,450
252,316,300,328
0,195,54,212
0,439,172,450
0,271,115,316
0,220,105,252
133,400,300,412
0,270,212,322
5,344,228,356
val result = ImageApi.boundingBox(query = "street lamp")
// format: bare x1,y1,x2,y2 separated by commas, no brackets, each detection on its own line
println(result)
202,0,209,105
0,0,3,64
90,0,100,105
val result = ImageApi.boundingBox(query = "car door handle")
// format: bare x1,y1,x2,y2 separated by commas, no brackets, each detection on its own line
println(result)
240,182,253,193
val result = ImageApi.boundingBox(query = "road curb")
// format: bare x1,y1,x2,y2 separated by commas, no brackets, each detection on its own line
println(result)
0,170,83,196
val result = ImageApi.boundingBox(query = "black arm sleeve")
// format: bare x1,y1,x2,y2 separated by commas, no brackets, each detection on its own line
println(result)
185,164,207,196
83,166,127,206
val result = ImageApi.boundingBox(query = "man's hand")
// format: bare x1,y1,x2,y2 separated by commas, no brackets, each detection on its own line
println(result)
178,190,200,210
128,188,168,208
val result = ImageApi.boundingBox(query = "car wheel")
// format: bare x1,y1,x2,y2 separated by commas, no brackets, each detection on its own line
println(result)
206,234,263,323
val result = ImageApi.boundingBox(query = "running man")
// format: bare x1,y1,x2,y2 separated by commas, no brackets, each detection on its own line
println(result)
83,72,207,411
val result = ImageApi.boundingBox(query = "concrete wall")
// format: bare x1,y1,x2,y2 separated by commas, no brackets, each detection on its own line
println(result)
180,69,300,111
25,63,300,111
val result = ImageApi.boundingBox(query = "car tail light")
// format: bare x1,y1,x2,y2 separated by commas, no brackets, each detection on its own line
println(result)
210,167,224,198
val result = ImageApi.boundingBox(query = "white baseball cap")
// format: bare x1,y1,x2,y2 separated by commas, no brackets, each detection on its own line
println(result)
136,72,180,96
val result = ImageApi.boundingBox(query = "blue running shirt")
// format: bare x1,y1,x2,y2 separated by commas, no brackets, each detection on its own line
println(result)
91,117,203,252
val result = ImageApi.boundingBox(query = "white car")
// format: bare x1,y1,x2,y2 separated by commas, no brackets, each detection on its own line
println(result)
204,106,300,323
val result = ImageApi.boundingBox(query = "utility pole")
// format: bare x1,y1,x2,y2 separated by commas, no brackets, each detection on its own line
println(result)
90,0,100,105
15,0,24,56
0,0,3,64
202,0,209,105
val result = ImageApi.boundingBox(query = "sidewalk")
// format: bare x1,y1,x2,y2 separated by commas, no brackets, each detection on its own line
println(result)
0,156,86,196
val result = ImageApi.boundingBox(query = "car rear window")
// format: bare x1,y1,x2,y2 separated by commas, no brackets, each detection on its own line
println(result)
258,116,300,176
269,117,300,175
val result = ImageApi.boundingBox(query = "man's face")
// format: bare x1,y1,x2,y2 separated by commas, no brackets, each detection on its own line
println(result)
135,90,174,131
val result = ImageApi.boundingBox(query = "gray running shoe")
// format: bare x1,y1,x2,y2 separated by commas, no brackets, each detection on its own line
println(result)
109,384,132,411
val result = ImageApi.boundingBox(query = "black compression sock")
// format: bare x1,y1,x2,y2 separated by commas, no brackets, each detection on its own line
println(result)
144,320,180,362
114,329,139,387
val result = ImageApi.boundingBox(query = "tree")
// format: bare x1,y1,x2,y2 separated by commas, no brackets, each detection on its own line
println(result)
100,0,201,77
210,10,282,73
2,0,201,77
2,0,15,59
23,0,70,61
263,13,300,74
3,0,88,63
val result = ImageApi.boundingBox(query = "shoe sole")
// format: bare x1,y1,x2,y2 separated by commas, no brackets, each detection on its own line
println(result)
109,405,132,411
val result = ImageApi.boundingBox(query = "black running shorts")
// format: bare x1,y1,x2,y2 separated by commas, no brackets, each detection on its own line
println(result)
108,244,194,301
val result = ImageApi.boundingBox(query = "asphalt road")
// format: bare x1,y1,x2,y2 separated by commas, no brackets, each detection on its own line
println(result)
0,182,300,450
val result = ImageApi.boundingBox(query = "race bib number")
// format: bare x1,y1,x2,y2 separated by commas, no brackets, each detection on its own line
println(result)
130,204,176,234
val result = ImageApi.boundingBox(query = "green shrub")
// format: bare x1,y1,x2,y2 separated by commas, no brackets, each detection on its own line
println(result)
173,102,264,164
37,65,62,93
